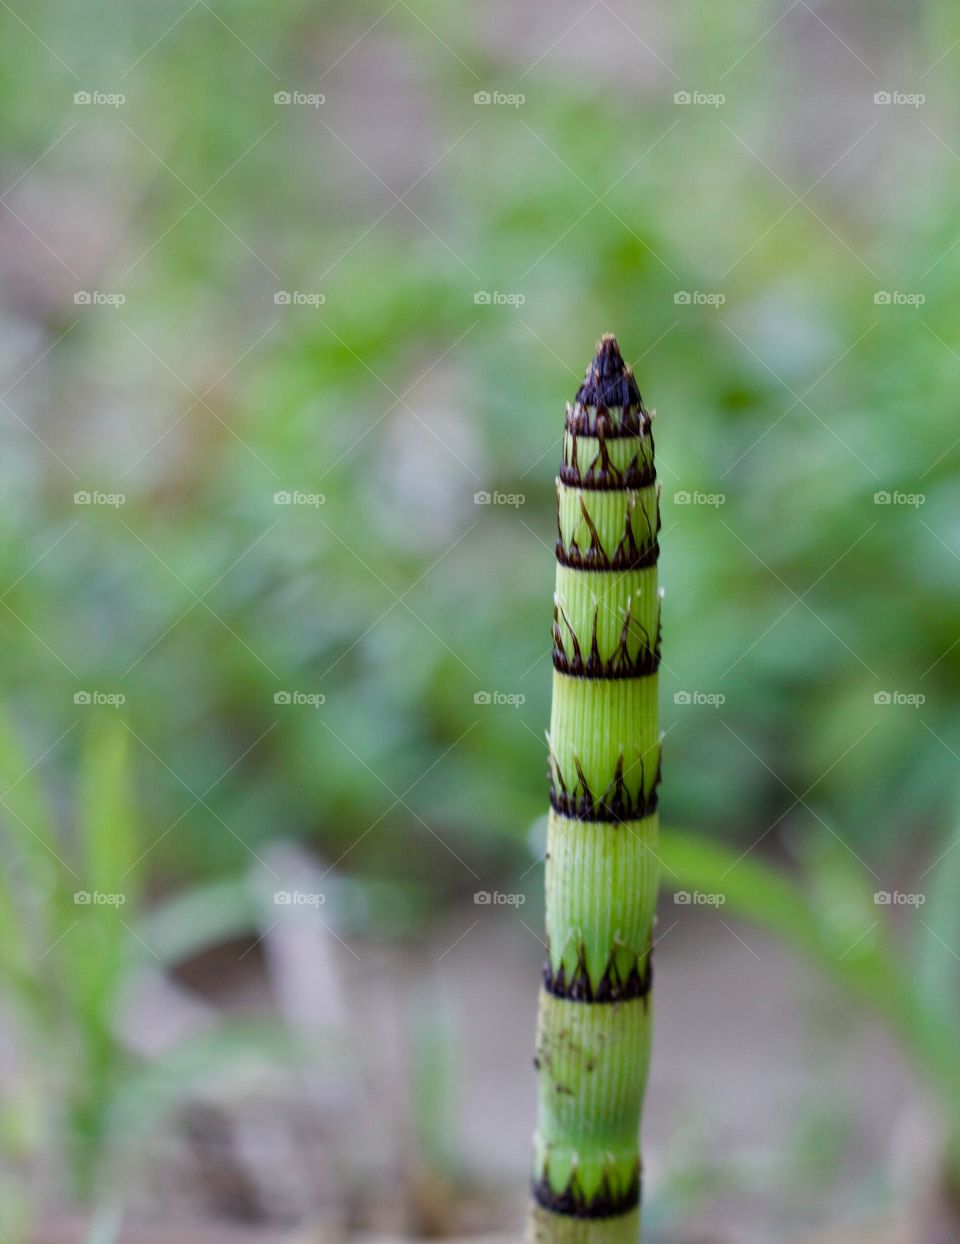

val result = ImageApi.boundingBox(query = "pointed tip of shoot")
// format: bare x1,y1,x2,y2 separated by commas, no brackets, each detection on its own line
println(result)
575,333,644,412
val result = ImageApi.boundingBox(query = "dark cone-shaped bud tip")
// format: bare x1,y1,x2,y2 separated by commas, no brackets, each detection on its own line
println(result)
575,333,644,411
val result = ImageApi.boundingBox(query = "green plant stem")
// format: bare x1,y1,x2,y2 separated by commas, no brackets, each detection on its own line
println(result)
529,336,661,1244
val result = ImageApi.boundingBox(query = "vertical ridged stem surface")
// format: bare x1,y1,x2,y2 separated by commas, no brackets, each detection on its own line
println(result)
529,337,661,1244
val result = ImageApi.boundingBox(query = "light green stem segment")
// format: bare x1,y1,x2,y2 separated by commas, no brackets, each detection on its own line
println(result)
554,565,659,672
545,811,659,988
530,336,661,1244
557,483,658,563
549,674,659,814
534,993,652,1201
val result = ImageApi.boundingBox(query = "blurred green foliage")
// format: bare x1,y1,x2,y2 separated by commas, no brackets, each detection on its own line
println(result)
0,708,314,1230
0,712,140,1221
2,1,958,903
1,0,960,1225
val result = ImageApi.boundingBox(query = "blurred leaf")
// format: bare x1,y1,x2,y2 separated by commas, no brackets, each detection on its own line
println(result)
660,827,960,1145
80,716,137,904
140,874,259,966
61,717,138,1196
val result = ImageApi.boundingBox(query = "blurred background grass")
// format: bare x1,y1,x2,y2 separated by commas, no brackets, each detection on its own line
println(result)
1,1,960,1241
